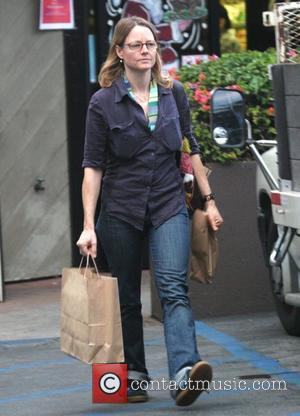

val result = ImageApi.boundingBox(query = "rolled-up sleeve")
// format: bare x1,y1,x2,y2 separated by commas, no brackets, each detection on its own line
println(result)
173,80,201,156
82,95,108,169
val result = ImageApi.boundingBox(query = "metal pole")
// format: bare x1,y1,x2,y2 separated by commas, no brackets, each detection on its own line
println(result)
245,119,279,191
63,0,90,267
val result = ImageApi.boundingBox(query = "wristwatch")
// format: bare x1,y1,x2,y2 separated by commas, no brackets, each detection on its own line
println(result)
202,193,215,203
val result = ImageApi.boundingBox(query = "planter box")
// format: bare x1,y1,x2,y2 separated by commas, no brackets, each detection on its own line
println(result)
151,161,275,320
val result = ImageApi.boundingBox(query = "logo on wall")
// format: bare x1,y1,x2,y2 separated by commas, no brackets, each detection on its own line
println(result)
105,0,208,68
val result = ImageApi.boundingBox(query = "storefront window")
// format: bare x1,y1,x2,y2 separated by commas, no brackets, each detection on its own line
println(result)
220,0,247,53
105,0,209,68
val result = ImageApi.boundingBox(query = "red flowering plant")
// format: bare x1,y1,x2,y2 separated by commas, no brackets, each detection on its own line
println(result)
172,49,277,162
286,48,300,63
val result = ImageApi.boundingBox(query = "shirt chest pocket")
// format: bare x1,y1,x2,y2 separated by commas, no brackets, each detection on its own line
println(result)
160,115,182,152
109,120,141,159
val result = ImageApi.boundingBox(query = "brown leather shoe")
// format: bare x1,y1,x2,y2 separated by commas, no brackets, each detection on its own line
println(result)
175,361,212,406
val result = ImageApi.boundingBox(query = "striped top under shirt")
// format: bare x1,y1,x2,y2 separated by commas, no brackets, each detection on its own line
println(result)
123,77,158,132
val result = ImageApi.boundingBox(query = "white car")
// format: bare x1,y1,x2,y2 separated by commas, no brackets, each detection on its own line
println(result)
256,146,300,335
211,88,300,336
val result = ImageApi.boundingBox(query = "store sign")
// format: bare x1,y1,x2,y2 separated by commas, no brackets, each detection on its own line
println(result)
39,0,74,30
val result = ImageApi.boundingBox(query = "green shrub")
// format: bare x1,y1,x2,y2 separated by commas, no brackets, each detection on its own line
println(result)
175,49,277,163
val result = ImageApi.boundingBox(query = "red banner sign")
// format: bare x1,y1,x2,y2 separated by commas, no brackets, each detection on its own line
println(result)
39,0,74,30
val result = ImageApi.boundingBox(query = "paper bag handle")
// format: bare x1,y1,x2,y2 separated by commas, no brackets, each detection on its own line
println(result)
79,255,100,279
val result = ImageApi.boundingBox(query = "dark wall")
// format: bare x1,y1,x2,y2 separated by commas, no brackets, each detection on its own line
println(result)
151,161,275,319
64,1,90,266
64,1,109,267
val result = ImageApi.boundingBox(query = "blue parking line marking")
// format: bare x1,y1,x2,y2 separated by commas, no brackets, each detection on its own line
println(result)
1,320,299,406
0,378,291,409
0,336,162,347
195,320,300,386
82,385,294,416
0,337,59,346
83,400,186,415
0,357,74,373
144,337,164,346
0,352,240,375
0,384,90,405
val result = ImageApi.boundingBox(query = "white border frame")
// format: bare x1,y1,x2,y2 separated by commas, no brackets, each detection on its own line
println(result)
39,0,75,30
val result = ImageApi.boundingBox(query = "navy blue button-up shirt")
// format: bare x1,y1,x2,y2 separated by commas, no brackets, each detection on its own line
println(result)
83,78,200,230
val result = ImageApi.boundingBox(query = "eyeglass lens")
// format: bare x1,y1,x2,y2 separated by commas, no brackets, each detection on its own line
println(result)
126,42,157,51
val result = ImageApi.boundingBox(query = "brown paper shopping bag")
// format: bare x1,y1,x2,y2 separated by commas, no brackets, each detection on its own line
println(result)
60,257,124,364
190,209,218,284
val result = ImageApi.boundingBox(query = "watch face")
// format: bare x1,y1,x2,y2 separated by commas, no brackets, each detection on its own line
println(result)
204,194,214,202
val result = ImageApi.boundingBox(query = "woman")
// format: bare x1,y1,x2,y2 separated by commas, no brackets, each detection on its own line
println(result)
77,16,223,406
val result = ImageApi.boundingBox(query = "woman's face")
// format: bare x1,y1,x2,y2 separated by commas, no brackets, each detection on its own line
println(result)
117,25,157,73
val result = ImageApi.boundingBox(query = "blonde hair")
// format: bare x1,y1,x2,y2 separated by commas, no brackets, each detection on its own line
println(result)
99,16,172,89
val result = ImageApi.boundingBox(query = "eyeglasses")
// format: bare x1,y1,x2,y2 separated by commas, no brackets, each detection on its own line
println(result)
122,41,157,52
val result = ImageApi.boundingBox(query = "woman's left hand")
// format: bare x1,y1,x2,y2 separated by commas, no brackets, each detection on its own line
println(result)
205,200,224,231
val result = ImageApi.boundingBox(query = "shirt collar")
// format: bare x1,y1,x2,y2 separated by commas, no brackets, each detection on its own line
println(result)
114,77,172,103
114,77,129,103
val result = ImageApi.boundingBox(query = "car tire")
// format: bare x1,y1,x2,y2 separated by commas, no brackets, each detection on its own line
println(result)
267,214,300,336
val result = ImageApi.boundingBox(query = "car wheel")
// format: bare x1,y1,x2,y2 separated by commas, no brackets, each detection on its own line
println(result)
267,214,300,336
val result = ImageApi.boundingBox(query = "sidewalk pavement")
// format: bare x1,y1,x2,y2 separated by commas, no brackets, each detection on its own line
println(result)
0,272,300,416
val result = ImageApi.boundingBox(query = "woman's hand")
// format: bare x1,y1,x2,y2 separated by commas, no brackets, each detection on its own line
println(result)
204,200,224,231
76,229,98,258
190,155,223,231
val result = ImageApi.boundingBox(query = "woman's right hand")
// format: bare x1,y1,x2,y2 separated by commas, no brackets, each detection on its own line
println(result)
76,229,97,258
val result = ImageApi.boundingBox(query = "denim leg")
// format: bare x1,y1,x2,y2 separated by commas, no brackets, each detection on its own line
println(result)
96,210,148,376
149,208,201,380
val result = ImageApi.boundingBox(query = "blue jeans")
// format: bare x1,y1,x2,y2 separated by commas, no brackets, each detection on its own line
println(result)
97,207,200,381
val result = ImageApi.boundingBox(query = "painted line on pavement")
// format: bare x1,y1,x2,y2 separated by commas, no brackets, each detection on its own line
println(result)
1,320,299,406
0,384,90,405
0,355,242,375
0,337,59,346
195,321,300,386
0,336,246,374
0,336,162,347
0,380,290,408
0,357,75,373
144,337,164,346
